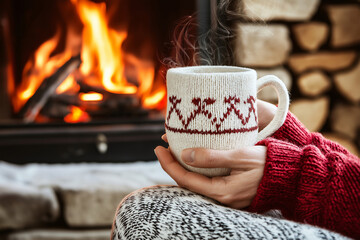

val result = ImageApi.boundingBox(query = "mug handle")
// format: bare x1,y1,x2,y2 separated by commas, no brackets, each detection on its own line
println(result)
256,75,289,142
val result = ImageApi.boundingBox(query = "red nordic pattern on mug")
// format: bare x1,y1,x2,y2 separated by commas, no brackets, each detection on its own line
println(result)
165,95,258,134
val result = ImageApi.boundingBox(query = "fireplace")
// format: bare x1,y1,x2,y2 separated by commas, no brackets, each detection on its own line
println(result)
0,0,211,163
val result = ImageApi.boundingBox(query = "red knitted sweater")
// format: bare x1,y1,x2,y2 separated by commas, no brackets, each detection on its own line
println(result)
249,112,360,239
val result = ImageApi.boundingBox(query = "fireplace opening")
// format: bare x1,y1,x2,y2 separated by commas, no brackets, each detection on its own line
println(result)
0,0,210,163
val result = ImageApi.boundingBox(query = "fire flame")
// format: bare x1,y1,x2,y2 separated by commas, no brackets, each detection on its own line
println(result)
56,75,80,94
79,92,103,101
14,0,167,122
15,31,72,112
64,106,90,123
142,89,166,110
74,0,137,94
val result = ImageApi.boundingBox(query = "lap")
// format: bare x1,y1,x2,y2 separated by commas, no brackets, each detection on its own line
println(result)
111,185,349,240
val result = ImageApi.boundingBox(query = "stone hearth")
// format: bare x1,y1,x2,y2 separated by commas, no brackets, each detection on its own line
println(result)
0,161,174,240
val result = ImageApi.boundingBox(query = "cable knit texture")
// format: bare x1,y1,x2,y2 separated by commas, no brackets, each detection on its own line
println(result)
111,112,356,240
249,112,360,239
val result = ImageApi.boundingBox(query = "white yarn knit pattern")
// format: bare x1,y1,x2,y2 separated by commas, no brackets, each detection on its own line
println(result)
165,66,289,177
111,186,349,240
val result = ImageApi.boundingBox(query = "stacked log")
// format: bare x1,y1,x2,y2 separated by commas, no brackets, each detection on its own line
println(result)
234,0,360,156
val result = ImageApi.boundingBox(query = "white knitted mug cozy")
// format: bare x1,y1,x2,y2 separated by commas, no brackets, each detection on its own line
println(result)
165,66,289,177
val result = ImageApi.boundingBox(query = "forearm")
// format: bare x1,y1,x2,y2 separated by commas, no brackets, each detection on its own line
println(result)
249,138,360,239
271,112,355,157
270,112,311,146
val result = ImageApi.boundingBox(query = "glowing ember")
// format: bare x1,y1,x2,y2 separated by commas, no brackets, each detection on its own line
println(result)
79,92,103,101
64,106,90,123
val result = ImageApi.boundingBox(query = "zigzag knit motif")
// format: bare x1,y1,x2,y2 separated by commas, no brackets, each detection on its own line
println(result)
165,95,258,134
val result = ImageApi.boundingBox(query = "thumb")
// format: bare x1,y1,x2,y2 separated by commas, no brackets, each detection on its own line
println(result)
181,146,267,169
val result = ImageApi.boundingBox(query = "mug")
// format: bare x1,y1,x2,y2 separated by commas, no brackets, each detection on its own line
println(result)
165,66,289,177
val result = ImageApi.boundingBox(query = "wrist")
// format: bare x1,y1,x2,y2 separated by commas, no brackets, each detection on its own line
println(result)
249,138,302,213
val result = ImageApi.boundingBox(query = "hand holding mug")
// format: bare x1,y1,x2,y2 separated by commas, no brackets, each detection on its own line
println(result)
155,143,267,209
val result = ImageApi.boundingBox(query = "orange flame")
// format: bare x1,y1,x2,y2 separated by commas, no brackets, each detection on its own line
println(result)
56,75,80,94
15,0,167,123
74,0,137,94
79,92,103,101
142,87,167,110
64,106,90,123
15,31,72,112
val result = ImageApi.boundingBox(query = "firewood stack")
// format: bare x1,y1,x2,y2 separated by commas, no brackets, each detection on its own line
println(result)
233,0,360,156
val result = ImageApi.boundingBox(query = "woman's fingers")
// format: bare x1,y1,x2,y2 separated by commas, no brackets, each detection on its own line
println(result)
257,100,277,131
155,145,266,209
155,146,225,199
181,146,267,170
161,133,265,169
181,148,237,168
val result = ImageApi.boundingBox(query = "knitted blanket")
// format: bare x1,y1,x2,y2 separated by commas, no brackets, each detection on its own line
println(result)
111,185,349,240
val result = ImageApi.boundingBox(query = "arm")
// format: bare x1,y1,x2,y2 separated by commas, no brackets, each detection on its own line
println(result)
158,102,360,238
259,100,352,155
249,137,360,239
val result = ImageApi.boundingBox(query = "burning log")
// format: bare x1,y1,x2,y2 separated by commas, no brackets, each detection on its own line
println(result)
78,81,109,94
45,90,147,120
77,82,143,112
40,101,72,119
81,92,146,117
52,91,139,109
19,55,81,123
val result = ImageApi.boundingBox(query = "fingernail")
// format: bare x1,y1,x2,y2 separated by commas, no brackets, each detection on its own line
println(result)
182,149,195,163
161,134,166,141
154,148,158,156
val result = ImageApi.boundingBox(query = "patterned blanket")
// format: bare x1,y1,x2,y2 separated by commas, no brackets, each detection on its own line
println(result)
112,185,349,240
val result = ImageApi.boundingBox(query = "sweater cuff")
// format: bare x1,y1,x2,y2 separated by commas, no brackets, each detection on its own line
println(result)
249,138,302,214
271,112,311,147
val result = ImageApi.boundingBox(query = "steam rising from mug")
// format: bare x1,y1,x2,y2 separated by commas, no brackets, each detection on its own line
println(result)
163,0,238,68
